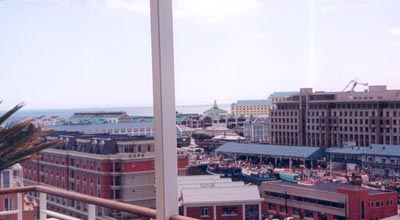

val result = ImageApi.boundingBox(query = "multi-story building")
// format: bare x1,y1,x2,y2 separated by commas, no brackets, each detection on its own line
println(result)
270,85,400,148
231,100,272,117
47,121,155,136
327,144,400,178
261,180,398,220
22,132,189,220
178,175,262,220
69,111,132,124
175,102,247,129
243,117,270,143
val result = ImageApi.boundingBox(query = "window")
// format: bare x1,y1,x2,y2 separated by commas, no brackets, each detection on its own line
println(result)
200,207,209,217
4,198,12,211
222,206,237,216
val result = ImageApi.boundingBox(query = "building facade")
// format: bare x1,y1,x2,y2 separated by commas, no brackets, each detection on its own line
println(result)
175,102,247,129
22,132,189,220
270,86,400,148
243,117,270,143
261,180,398,220
327,144,400,178
178,175,262,220
231,100,272,117
69,111,132,124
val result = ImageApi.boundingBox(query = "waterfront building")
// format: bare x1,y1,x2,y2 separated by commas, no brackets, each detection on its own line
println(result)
327,144,400,178
215,143,324,167
175,102,247,130
176,113,203,128
178,175,262,220
47,121,155,136
202,101,230,128
32,116,66,127
270,85,400,148
261,180,398,220
69,111,132,124
243,117,270,143
22,132,189,220
231,100,272,117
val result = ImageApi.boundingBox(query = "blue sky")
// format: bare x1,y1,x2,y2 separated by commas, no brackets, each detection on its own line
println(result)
1,0,400,110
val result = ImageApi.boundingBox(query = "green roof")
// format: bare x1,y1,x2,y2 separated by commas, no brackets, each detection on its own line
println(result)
269,91,299,98
233,100,272,106
203,101,228,115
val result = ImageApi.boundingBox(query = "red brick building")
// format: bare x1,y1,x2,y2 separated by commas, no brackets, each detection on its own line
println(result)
261,180,398,220
22,131,189,220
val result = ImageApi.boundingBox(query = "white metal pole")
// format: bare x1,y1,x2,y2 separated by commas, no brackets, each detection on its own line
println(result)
242,204,245,220
88,204,96,220
39,192,47,220
150,0,178,220
17,193,22,220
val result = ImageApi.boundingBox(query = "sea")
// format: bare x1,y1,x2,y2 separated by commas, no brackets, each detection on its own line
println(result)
0,104,232,122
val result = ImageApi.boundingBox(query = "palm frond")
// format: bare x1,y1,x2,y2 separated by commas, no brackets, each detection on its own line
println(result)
0,102,64,171
0,102,24,126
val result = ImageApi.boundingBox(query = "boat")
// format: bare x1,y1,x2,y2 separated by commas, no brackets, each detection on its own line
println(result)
206,163,242,179
241,166,278,185
279,171,300,183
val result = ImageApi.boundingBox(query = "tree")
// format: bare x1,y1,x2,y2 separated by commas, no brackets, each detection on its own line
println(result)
0,102,63,171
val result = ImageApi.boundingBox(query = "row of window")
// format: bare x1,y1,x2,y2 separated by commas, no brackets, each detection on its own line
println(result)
69,158,102,171
264,191,345,209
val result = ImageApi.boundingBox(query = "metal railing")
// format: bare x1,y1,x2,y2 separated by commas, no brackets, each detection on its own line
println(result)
0,185,197,220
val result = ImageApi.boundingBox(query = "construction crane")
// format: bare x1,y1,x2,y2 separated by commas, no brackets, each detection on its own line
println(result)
342,78,368,92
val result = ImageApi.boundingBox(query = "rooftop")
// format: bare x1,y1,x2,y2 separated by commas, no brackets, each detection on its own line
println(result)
215,142,324,160
203,100,228,116
233,99,272,106
180,185,261,205
265,180,384,195
326,144,400,157
269,91,299,98
47,122,154,132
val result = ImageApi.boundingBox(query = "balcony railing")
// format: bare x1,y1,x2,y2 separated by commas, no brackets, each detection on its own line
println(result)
0,185,198,220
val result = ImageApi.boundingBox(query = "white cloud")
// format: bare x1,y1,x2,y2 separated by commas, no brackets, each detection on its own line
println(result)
390,26,400,37
104,0,149,15
173,0,262,24
320,5,335,13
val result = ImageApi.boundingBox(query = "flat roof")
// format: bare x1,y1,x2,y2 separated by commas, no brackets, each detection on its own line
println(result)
265,181,383,195
181,185,261,205
234,100,272,106
215,143,324,160
269,91,299,98
326,144,400,157
47,122,153,132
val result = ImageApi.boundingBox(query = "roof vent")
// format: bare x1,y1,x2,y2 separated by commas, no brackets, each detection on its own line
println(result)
383,146,385,150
